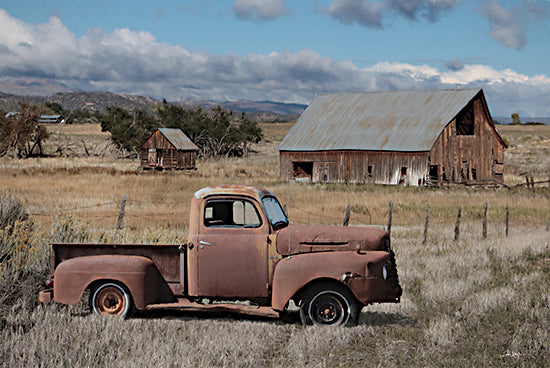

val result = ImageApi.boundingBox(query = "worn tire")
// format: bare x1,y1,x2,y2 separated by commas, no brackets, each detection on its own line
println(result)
90,282,133,318
300,282,360,327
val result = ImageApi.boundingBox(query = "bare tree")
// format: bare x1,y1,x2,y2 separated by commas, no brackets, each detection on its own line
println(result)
0,103,49,158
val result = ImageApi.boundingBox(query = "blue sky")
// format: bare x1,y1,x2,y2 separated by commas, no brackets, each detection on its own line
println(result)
0,0,549,117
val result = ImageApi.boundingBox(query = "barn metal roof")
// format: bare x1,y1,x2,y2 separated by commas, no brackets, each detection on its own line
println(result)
279,88,485,152
158,128,198,151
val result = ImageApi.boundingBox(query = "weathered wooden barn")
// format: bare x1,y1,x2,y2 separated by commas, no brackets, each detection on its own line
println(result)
279,88,506,186
140,128,198,170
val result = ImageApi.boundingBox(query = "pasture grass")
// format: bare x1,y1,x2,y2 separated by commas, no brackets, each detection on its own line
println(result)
0,122,548,367
1,226,548,367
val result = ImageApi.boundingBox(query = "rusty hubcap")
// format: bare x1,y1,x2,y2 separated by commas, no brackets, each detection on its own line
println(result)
95,286,126,315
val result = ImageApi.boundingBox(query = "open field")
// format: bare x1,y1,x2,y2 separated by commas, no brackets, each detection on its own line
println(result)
496,124,550,184
1,122,549,367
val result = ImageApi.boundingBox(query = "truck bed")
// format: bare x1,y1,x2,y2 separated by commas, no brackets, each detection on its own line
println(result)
51,243,182,284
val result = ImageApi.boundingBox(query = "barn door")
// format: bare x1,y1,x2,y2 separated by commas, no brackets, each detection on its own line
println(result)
148,149,157,165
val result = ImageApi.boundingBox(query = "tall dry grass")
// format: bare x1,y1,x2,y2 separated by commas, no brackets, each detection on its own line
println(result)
497,124,550,184
0,223,548,367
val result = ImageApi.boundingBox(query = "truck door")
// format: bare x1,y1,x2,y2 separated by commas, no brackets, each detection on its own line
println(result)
193,197,269,298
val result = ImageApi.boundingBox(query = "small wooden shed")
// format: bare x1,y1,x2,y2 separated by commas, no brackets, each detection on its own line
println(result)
279,88,506,186
140,128,198,170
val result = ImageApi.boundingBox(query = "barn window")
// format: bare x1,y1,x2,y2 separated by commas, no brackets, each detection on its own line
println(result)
367,166,373,178
456,104,474,135
471,168,477,180
292,162,313,180
429,165,439,181
399,167,407,185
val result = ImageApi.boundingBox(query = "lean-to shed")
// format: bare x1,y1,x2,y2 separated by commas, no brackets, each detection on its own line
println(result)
140,128,198,170
279,88,506,186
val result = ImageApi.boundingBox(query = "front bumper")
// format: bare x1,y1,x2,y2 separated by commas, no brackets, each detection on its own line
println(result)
39,290,53,303
347,276,402,304
346,253,402,304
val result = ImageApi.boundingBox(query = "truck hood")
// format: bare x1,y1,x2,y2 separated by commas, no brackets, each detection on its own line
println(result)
276,224,389,256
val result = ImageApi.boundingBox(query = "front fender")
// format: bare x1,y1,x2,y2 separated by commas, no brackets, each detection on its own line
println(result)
271,251,389,311
53,255,175,309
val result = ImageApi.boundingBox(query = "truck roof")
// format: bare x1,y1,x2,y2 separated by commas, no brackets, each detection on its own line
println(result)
193,185,275,201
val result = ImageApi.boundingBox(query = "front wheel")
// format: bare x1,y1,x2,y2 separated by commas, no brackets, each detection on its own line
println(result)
300,283,360,327
90,282,133,318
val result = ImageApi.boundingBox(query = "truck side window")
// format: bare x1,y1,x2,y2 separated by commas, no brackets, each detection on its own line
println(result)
204,199,261,228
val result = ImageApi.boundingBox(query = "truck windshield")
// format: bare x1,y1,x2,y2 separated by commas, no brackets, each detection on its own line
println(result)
262,196,289,230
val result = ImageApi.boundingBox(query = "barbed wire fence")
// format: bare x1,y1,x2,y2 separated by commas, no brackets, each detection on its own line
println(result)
28,194,549,241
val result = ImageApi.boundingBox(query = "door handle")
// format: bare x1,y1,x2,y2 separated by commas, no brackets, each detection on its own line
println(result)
199,241,212,246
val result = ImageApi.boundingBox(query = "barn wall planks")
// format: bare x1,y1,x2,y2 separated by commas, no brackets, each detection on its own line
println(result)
280,150,429,186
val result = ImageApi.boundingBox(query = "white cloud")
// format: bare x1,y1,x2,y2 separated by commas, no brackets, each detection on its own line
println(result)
232,0,290,21
480,1,527,50
0,9,549,117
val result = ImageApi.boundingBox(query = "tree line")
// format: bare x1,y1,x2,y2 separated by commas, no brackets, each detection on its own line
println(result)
101,100,263,158
0,101,263,159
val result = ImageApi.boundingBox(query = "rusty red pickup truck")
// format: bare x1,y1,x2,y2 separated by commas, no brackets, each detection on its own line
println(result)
39,185,401,326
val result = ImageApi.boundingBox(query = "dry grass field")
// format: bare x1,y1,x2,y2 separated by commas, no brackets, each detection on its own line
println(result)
0,122,549,367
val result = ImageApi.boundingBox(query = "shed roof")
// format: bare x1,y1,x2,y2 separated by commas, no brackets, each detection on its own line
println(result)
279,88,490,152
157,128,198,151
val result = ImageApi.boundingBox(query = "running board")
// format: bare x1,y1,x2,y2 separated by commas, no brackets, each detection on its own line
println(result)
144,298,280,318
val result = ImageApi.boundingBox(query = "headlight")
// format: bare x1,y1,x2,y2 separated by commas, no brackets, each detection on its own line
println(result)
382,266,388,280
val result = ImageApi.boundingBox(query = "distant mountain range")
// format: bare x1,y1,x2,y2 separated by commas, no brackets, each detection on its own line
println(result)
2,79,547,124
0,79,306,122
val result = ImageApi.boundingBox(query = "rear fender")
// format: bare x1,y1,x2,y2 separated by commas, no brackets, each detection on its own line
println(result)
271,251,372,311
53,255,175,309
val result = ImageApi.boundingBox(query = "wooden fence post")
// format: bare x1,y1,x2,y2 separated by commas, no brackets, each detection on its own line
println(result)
482,203,488,239
505,205,510,237
116,194,128,230
423,204,430,245
387,201,394,236
454,206,462,241
343,204,351,226
505,205,509,237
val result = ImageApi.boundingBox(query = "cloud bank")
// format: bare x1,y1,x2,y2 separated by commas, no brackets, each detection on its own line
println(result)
0,10,549,116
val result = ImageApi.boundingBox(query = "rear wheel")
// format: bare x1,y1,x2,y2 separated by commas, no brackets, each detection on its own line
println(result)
300,282,360,327
90,282,133,318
